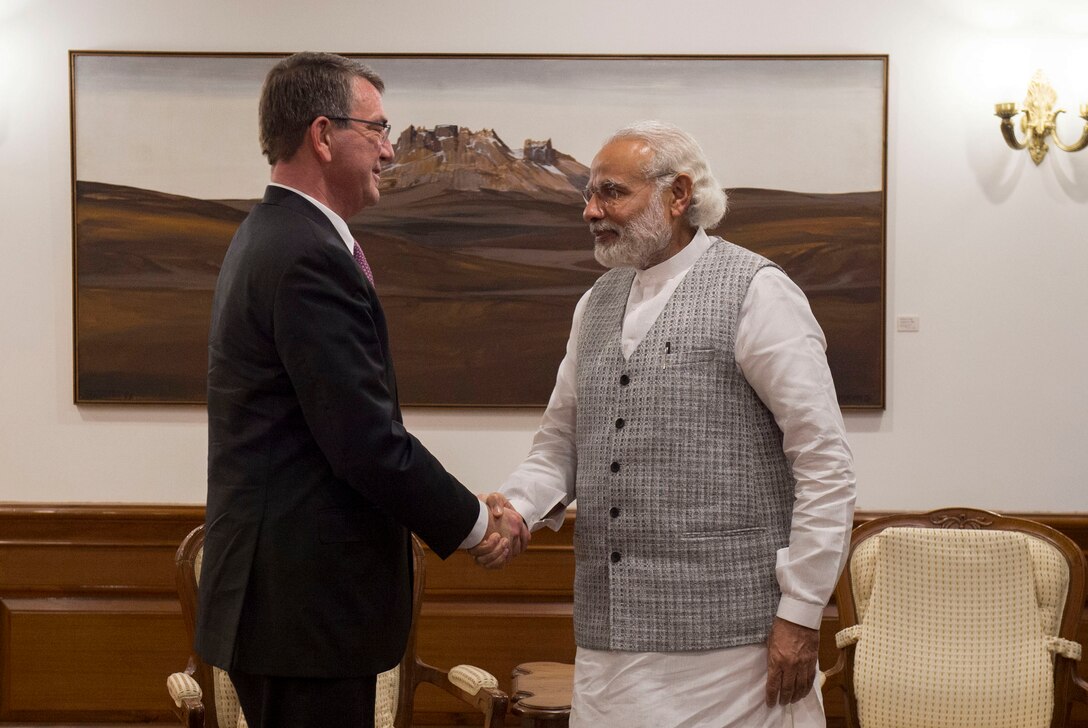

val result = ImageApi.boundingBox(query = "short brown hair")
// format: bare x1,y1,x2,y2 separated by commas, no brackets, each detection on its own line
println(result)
258,52,385,165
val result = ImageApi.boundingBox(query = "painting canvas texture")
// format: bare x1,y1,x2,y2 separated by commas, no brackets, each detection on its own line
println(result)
72,53,886,407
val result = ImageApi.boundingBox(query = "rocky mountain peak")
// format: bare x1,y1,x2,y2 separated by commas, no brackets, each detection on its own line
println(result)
381,125,587,203
523,138,557,166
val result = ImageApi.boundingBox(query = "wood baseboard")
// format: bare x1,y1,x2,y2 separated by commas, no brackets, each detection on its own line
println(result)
0,504,1083,725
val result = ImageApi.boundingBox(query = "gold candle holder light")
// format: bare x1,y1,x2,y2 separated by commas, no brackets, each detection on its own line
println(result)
995,71,1088,165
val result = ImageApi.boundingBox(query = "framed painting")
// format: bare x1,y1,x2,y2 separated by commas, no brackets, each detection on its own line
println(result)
71,52,887,407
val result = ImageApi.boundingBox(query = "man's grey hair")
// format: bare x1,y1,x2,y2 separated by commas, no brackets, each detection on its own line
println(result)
259,52,385,165
605,121,727,229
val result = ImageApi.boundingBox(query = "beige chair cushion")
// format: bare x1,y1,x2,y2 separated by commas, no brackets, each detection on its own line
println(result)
839,527,1073,728
197,546,246,728
374,666,400,728
213,666,247,728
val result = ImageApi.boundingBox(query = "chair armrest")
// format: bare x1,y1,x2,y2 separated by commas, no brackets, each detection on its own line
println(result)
820,650,846,696
416,660,508,728
1048,637,1083,660
166,671,205,728
1073,667,1088,705
449,664,498,693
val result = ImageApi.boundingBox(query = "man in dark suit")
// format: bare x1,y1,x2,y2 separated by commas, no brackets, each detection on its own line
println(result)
196,52,527,727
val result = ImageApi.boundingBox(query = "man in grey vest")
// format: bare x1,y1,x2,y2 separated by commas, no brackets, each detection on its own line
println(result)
490,121,856,727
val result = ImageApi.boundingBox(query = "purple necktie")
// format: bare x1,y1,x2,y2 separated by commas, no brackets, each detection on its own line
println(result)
352,240,374,285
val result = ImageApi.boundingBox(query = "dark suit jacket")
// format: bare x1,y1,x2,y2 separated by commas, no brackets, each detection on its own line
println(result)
196,186,480,677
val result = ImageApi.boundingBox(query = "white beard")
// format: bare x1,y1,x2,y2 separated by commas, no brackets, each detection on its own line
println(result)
591,192,672,270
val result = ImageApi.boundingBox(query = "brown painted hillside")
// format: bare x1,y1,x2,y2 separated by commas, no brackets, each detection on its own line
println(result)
74,181,882,406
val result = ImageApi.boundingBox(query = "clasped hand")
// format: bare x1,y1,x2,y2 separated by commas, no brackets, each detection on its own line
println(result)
469,492,530,569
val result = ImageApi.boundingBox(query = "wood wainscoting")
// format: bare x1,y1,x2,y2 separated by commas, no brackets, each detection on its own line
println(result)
0,504,1083,726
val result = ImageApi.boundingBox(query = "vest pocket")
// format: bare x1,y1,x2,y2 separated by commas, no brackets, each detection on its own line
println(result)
666,347,718,366
678,526,766,541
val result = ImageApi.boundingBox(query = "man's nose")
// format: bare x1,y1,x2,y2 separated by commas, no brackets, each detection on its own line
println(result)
583,196,604,222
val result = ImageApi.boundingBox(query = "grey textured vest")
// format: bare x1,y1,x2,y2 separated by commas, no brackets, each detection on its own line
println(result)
573,238,794,651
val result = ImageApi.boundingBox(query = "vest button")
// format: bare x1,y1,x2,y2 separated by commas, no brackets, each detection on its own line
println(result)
615,417,625,429
610,461,620,473
619,374,630,386
609,507,620,518
610,551,621,563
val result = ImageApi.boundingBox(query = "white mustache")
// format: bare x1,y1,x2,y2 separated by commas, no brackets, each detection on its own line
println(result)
590,222,621,236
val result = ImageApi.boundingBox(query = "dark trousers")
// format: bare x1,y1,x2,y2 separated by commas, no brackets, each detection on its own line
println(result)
228,669,377,728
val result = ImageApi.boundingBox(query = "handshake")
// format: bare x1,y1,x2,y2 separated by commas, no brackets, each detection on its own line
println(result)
470,492,531,569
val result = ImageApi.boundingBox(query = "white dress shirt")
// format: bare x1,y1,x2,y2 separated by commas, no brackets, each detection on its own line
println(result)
501,228,855,727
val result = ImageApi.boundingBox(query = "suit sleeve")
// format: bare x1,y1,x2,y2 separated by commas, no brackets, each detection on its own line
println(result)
271,237,480,558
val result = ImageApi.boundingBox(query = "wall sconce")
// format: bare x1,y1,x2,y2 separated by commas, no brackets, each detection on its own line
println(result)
994,70,1088,165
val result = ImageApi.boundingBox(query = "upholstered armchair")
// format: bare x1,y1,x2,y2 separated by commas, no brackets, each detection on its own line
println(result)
166,526,508,728
822,508,1088,728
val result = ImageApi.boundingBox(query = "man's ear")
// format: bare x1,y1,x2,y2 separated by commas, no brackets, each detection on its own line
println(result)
308,116,335,163
668,173,694,219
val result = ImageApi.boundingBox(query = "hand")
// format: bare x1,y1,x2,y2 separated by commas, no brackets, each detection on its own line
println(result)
487,492,530,557
765,616,819,707
469,492,530,569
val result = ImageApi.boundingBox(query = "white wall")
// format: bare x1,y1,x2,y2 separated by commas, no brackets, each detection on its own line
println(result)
1,0,1086,511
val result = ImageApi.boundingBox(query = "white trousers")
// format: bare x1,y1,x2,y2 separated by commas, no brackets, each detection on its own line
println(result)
569,644,825,728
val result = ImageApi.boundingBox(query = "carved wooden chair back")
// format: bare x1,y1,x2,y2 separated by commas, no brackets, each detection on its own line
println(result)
824,508,1087,728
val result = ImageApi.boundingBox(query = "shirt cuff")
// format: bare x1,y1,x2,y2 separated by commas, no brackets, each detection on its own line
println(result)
506,494,567,532
458,500,490,549
776,595,826,630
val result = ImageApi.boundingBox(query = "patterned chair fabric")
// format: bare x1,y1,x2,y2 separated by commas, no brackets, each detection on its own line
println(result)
374,663,400,728
211,667,246,728
166,526,508,728
823,509,1088,728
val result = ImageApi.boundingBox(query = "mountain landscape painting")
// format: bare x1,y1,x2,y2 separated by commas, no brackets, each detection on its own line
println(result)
72,53,886,407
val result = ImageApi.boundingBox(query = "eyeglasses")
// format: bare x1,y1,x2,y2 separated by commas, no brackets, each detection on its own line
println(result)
325,116,392,141
581,171,675,207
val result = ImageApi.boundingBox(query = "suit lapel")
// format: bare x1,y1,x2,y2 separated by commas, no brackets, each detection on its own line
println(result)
261,187,403,416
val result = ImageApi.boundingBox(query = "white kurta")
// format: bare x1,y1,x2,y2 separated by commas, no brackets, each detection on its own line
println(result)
501,229,856,727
